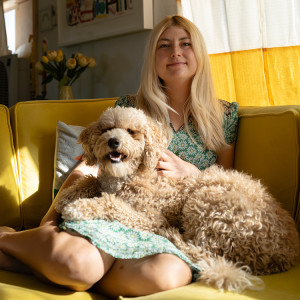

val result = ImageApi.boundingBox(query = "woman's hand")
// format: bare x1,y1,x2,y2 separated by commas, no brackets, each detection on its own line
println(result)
156,149,200,178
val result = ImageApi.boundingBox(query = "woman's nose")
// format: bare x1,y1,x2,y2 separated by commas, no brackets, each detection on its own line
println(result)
171,45,182,57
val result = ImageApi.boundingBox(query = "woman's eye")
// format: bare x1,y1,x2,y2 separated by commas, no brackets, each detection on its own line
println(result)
158,44,169,48
182,42,191,47
127,129,135,135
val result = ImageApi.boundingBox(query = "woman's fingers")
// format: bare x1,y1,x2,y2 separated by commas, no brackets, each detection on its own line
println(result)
157,149,200,178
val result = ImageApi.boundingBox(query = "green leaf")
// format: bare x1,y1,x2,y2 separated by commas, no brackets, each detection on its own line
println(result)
69,65,89,85
67,68,76,78
41,61,60,80
41,74,53,85
58,75,71,88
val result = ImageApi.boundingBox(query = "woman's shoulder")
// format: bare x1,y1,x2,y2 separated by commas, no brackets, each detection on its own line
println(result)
219,99,239,117
114,94,137,108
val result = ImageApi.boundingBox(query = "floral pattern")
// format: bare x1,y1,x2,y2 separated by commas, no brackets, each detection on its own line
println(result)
60,220,200,279
60,94,239,278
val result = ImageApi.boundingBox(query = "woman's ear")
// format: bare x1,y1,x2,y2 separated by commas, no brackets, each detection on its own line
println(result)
142,117,168,170
78,121,99,166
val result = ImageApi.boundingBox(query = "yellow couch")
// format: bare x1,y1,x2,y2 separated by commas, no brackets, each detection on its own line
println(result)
0,98,299,300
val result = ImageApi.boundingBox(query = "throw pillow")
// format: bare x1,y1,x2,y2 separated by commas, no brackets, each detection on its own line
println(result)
52,121,84,200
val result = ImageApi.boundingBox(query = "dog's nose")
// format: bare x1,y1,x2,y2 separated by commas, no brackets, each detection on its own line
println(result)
108,138,120,149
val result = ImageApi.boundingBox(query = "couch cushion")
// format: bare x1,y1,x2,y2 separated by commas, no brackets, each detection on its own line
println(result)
10,98,116,229
234,105,300,231
0,270,109,300
0,105,21,229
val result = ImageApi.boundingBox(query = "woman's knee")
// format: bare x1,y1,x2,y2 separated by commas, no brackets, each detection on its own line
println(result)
41,228,112,290
141,254,192,292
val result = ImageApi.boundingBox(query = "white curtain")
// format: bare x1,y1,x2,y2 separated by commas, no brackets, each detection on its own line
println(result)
0,0,9,56
181,0,300,106
181,0,300,54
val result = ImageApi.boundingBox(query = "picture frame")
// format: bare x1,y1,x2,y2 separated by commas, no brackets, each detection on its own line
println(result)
57,0,153,47
40,7,53,32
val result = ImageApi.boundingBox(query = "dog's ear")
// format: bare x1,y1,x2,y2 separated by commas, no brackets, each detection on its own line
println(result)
142,117,168,170
78,121,99,166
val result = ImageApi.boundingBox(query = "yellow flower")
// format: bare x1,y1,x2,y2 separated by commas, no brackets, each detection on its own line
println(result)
87,57,97,68
66,58,76,69
39,50,95,88
35,61,44,74
78,56,88,67
75,52,83,59
47,50,57,61
41,56,49,63
56,49,63,63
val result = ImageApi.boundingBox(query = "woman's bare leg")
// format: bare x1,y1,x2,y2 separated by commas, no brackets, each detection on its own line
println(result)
0,227,30,273
0,249,32,274
94,253,192,298
0,226,192,297
0,225,115,291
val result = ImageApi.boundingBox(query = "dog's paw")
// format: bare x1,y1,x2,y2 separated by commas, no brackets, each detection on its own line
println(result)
196,256,265,293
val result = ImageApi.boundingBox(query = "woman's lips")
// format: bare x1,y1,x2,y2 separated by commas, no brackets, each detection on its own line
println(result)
167,62,186,67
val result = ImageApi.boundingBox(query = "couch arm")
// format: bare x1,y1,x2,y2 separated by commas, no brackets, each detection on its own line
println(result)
234,105,300,232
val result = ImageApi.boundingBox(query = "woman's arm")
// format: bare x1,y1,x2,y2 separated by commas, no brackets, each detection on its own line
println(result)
216,142,235,169
40,161,99,226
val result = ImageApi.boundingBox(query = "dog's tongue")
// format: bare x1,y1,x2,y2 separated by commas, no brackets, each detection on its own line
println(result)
110,152,122,162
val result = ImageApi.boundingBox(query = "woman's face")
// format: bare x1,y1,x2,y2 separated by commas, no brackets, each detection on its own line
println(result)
155,26,198,86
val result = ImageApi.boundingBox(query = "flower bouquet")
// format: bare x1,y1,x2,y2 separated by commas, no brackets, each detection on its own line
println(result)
35,50,96,89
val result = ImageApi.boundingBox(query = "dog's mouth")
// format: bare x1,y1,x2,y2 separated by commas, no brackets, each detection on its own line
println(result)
108,152,127,163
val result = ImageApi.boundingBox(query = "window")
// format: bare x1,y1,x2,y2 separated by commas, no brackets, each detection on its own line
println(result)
4,8,16,53
180,0,300,106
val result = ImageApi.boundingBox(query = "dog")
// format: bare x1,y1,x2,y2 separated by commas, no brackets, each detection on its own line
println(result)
54,106,299,292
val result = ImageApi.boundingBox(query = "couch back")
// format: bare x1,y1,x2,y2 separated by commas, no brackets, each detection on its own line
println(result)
235,105,300,231
0,105,21,228
1,99,299,231
9,98,117,229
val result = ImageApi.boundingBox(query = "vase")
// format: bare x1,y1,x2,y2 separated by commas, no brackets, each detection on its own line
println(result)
58,86,74,100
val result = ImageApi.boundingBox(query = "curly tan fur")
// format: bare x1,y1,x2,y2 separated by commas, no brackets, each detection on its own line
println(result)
54,106,299,293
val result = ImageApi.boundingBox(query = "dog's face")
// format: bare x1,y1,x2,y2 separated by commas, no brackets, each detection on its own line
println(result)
79,106,168,177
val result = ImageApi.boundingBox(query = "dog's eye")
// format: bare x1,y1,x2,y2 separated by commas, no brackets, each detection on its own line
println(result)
127,129,135,135
101,128,113,134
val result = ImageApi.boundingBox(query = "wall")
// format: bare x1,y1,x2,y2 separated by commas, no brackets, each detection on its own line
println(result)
38,0,177,100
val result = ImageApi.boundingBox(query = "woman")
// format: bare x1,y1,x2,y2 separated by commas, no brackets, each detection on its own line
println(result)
0,15,238,298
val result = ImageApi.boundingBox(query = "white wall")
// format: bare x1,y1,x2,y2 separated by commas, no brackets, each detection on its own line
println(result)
38,0,177,100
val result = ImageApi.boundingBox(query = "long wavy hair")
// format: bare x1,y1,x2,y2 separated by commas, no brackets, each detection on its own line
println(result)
137,15,227,151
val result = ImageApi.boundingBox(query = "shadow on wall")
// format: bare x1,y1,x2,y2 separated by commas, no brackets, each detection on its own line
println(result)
73,51,139,100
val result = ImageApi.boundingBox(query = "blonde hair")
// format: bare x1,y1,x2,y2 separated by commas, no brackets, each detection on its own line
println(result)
137,15,227,151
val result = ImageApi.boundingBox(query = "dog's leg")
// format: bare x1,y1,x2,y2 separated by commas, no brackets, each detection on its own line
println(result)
61,193,166,233
54,175,102,213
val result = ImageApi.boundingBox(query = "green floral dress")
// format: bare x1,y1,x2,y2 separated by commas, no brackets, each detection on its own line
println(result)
60,95,239,278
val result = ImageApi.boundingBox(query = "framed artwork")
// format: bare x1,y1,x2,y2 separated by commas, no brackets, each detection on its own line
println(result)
40,7,53,32
57,0,153,46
